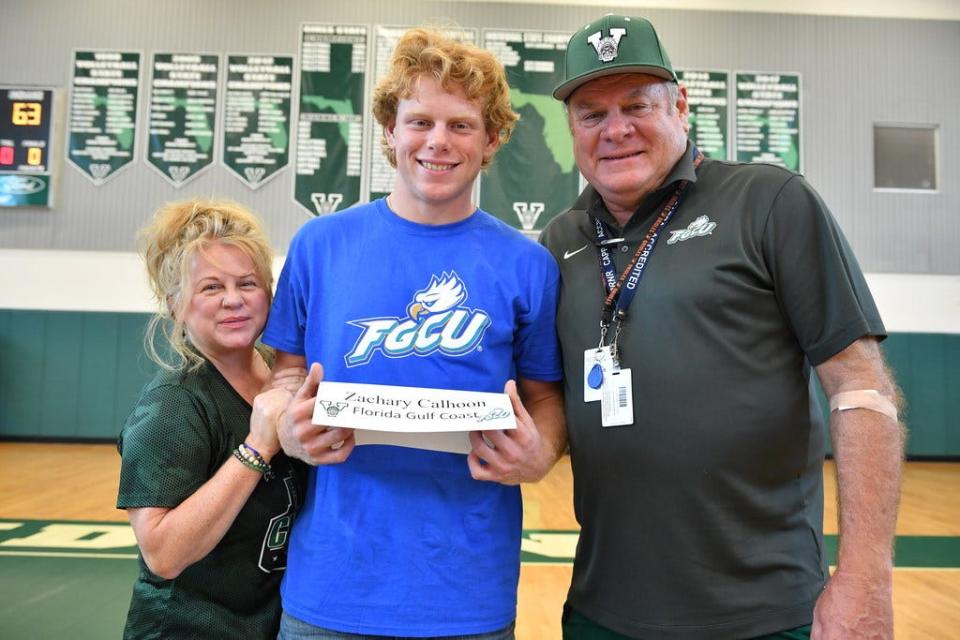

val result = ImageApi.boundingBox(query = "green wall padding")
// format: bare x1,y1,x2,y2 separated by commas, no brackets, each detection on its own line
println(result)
0,310,957,455
1,311,157,440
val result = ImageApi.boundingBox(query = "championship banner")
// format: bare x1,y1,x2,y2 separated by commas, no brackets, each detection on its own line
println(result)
735,72,801,172
146,53,220,187
0,86,57,208
294,23,367,216
66,50,141,185
481,30,576,237
366,25,478,203
678,70,729,161
221,54,293,189
313,381,516,454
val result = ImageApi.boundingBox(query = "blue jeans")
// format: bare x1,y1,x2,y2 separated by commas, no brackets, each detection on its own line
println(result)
279,611,516,640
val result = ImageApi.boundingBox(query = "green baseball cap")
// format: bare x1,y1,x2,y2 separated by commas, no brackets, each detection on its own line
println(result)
554,14,677,101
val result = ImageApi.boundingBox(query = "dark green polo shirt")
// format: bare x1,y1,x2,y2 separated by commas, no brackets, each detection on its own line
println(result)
540,144,884,639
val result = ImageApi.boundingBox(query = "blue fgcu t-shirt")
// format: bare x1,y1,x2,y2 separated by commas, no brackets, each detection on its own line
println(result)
263,199,561,636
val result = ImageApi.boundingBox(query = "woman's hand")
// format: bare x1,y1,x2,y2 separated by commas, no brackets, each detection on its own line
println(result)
246,387,293,461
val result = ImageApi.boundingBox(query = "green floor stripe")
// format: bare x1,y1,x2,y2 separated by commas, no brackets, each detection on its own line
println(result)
0,554,137,639
0,520,957,640
2,521,959,567
518,530,960,567
823,534,960,569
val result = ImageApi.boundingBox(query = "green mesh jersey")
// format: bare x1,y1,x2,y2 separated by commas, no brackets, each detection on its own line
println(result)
117,360,306,639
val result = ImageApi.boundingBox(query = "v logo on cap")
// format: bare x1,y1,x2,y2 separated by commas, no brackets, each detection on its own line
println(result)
587,28,626,62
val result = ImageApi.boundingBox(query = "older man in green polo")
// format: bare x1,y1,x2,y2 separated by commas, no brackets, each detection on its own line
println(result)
540,14,903,640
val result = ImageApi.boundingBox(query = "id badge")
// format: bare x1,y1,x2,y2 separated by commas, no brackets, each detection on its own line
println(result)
583,346,614,403
601,368,634,427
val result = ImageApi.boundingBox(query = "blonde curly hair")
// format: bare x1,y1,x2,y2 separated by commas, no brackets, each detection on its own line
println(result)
372,27,519,169
139,199,273,371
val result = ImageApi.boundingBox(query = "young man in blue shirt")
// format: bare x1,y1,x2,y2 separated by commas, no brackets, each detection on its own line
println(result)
264,28,566,639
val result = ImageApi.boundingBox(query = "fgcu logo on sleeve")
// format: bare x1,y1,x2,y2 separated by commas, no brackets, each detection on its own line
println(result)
344,272,491,367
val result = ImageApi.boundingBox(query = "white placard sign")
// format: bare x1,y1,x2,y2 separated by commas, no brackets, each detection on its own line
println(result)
312,382,517,454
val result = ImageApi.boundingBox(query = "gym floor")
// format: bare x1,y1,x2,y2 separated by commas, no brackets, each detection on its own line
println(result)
0,443,957,639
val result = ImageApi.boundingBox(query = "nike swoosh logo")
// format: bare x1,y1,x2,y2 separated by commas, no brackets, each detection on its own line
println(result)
563,244,590,260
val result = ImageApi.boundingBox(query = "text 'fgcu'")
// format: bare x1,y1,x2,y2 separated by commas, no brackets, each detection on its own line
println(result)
344,272,492,366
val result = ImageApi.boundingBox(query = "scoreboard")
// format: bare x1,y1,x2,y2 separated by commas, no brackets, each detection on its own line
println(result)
0,87,57,207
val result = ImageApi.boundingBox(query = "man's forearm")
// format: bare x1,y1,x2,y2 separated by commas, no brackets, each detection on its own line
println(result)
811,338,903,638
519,379,567,466
830,409,903,574
817,338,905,575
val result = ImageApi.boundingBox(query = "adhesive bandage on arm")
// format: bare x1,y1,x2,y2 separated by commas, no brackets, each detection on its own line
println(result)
829,389,898,422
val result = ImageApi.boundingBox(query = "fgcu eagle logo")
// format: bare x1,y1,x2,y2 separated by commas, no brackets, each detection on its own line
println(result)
344,272,491,367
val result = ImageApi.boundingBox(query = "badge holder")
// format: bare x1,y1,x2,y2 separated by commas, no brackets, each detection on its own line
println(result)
583,345,614,403
585,320,634,427
601,367,633,427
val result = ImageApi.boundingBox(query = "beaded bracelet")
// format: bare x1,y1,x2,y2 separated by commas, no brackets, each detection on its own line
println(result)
233,442,273,480
237,442,270,470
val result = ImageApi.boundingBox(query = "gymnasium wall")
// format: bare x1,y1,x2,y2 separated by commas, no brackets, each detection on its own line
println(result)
0,1,958,454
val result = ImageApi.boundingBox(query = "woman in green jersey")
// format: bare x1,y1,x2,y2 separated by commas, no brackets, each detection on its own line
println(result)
117,199,305,639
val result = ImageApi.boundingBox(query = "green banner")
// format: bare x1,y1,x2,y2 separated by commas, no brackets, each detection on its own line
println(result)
66,51,140,185
221,54,293,189
0,87,55,207
366,26,478,203
679,70,728,161
481,30,577,235
146,53,220,187
294,24,367,216
735,72,801,171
